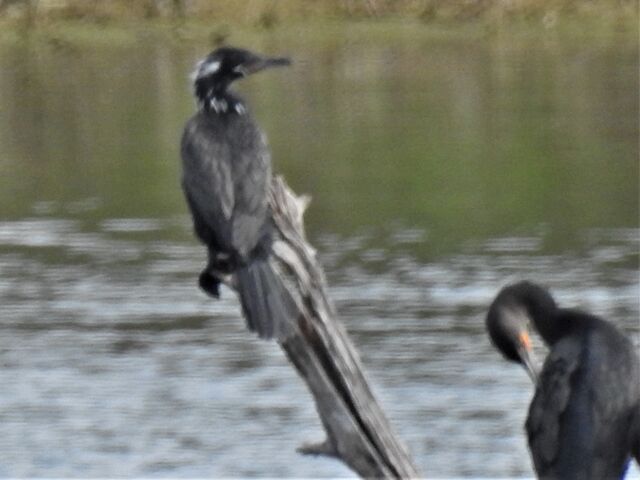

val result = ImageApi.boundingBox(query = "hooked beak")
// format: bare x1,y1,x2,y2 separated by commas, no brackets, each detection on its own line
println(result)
235,55,291,77
516,331,539,384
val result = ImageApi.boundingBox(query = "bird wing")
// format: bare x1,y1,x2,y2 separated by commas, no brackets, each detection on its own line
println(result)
588,329,640,473
526,327,639,478
180,115,235,249
525,338,582,476
631,406,640,464
230,136,271,258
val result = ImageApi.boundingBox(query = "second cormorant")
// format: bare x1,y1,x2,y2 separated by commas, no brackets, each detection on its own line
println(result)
486,281,640,479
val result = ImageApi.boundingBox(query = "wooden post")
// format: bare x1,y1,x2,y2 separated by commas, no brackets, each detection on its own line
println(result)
222,176,421,478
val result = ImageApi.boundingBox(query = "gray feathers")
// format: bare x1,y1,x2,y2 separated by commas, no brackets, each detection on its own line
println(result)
181,110,270,259
236,259,297,339
526,338,582,476
526,322,640,479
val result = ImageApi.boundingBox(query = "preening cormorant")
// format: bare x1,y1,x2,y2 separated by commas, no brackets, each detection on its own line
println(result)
486,281,640,479
180,47,296,339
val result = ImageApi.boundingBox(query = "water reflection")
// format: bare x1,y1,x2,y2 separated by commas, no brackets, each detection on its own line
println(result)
0,24,638,478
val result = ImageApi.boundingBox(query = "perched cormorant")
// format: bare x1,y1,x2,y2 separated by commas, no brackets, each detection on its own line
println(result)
180,47,296,339
486,281,640,479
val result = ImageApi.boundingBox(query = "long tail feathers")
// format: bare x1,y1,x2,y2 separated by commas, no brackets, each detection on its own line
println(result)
235,259,297,339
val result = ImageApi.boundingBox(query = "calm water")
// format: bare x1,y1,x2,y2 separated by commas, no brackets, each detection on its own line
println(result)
0,23,638,478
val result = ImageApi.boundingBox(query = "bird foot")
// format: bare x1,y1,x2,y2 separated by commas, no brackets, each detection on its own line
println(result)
198,269,221,298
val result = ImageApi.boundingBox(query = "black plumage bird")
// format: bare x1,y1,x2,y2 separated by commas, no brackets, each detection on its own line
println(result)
486,281,640,479
180,47,296,339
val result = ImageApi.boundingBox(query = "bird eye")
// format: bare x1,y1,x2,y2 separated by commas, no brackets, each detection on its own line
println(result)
233,65,247,77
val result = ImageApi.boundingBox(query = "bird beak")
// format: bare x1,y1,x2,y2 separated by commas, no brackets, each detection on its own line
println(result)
236,54,291,76
517,331,539,384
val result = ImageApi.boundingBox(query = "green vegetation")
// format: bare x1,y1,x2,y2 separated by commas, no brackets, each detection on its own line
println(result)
0,0,636,52
1,0,637,29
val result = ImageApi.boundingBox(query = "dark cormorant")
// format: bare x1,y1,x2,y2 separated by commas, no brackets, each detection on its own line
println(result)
486,284,539,383
180,47,296,339
486,281,640,479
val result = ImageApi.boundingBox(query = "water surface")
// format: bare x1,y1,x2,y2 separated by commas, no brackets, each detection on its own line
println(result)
0,23,638,477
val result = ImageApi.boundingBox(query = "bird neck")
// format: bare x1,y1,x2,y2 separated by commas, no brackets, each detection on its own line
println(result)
197,84,247,116
506,282,560,345
523,292,584,346
548,309,602,343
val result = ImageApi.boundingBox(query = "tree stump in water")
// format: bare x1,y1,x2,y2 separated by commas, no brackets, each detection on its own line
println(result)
222,176,420,478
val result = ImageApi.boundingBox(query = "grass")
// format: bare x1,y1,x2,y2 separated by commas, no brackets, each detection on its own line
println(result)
0,0,637,29
0,10,637,53
0,0,635,69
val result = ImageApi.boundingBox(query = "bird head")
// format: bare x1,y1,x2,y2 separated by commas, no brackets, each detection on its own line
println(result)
192,47,291,106
486,296,539,384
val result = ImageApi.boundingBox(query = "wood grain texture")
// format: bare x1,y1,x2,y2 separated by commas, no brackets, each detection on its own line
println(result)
221,176,420,478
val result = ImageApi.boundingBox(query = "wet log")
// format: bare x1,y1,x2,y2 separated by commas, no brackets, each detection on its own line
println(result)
221,176,420,478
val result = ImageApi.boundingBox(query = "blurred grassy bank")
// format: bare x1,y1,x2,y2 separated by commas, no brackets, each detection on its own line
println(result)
0,0,637,35
0,1,637,53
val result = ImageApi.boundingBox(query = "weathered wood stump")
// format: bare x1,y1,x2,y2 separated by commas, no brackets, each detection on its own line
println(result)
223,176,421,478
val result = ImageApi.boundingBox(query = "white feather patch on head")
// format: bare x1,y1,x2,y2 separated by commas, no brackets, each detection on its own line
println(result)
199,60,221,78
190,59,222,82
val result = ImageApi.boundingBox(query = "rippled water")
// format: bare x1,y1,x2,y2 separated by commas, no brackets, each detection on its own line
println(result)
0,215,637,477
0,23,638,478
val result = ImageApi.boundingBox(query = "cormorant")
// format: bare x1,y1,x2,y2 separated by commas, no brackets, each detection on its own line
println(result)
486,281,640,479
180,47,296,339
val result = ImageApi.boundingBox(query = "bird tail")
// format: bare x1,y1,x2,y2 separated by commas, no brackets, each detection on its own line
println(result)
235,258,297,339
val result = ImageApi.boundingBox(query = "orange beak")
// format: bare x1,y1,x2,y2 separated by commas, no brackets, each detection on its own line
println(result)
517,330,538,384
518,331,532,351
